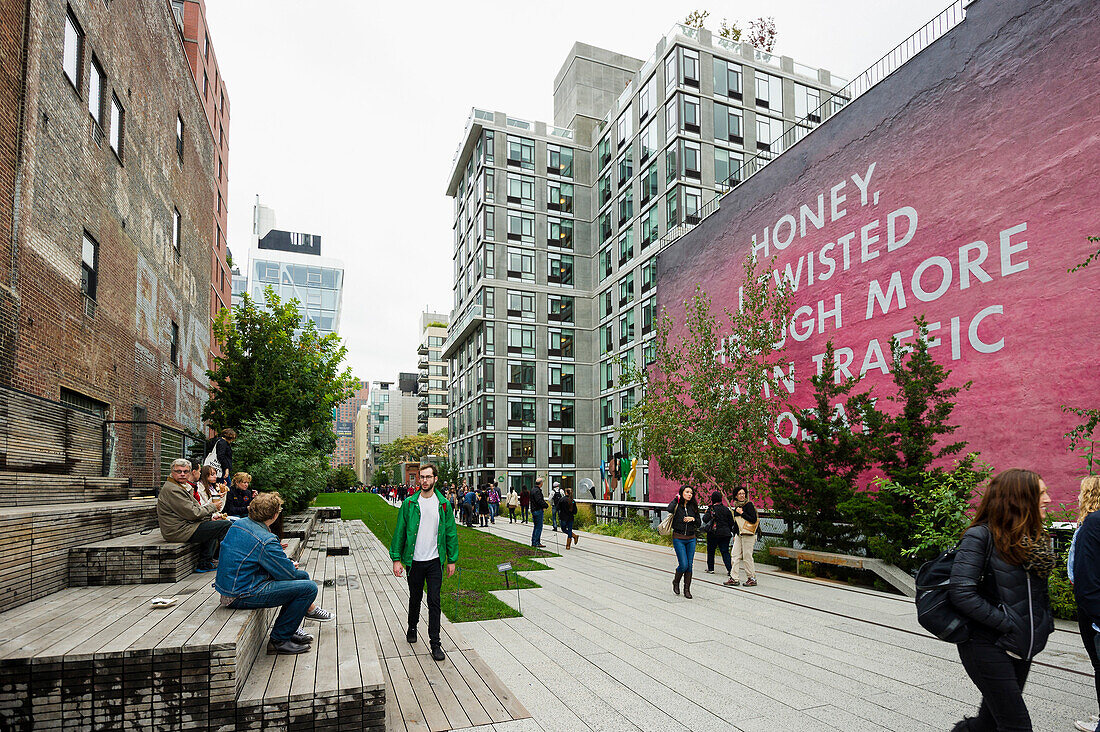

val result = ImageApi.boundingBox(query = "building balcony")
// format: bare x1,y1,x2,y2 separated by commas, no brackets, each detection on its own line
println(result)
418,357,429,370
418,372,428,383
441,305,483,359
417,343,428,356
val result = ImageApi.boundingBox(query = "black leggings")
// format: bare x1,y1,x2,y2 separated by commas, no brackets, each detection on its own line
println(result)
1080,617,1100,714
955,635,1032,731
706,534,732,573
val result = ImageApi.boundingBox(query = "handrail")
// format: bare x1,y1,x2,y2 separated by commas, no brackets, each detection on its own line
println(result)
656,0,967,254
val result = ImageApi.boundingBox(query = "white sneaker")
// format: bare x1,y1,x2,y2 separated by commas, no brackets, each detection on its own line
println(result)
1075,719,1098,732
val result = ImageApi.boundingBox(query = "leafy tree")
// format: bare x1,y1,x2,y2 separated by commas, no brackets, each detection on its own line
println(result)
1063,405,1100,475
682,9,709,28
719,20,742,40
377,430,448,467
838,317,971,569
769,342,875,552
326,465,360,492
621,255,792,497
204,287,358,453
234,413,328,511
371,468,389,488
747,17,778,52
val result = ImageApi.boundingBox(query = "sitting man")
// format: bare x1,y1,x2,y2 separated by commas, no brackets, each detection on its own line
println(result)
214,491,333,655
157,458,230,572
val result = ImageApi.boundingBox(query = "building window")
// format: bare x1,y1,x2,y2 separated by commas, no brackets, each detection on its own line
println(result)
507,435,535,465
548,144,573,178
548,181,573,213
756,115,785,154
639,75,657,121
172,207,182,255
598,136,611,171
549,435,576,465
548,253,573,287
665,145,678,184
617,151,633,187
618,190,634,227
681,48,699,87
506,247,533,281
508,398,536,429
756,72,784,114
507,326,535,356
666,188,679,228
548,294,574,324
618,229,634,265
616,111,632,149
664,53,677,95
640,205,660,249
601,324,614,355
641,162,659,205
548,363,574,394
598,173,611,208
548,328,574,359
681,95,700,134
599,211,612,244
549,399,574,429
713,58,743,100
601,397,614,428
507,174,535,207
619,310,635,346
548,217,573,250
109,93,124,159
204,32,210,60
684,187,702,223
507,360,535,391
642,298,657,334
203,70,208,99
681,140,701,179
641,257,658,292
599,247,613,282
81,232,98,300
618,273,634,306
506,290,534,321
506,211,534,244
795,83,822,122
601,360,614,391
88,56,104,127
713,103,743,145
714,147,743,190
640,121,657,163
601,289,613,318
63,8,83,91
170,321,180,366
664,98,678,143
507,136,534,170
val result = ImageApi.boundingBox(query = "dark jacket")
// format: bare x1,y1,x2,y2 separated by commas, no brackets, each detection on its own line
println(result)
948,524,1054,660
703,504,734,539
558,496,577,521
205,437,232,477
224,485,255,518
666,498,701,537
520,490,530,508
1074,511,1100,621
531,487,548,511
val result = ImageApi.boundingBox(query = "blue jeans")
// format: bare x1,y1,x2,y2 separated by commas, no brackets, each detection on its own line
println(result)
673,537,697,573
532,509,544,546
551,506,559,529
561,518,574,540
489,503,498,522
229,569,317,643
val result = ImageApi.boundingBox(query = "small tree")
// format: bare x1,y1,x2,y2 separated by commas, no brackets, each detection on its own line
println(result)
747,17,777,51
621,255,792,497
234,414,328,511
204,287,358,453
682,9,709,28
326,465,359,492
719,20,741,40
1063,405,1100,476
769,342,875,552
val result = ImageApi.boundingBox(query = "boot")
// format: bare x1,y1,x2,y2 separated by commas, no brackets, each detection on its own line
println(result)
672,571,683,596
565,536,573,550
683,572,693,599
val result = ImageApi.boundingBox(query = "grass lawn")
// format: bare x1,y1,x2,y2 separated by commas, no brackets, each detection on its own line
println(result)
314,492,557,623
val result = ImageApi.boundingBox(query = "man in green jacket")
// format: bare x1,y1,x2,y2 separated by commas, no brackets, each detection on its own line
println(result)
389,463,458,661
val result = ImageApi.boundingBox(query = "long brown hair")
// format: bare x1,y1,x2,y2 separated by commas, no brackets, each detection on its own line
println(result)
970,468,1044,565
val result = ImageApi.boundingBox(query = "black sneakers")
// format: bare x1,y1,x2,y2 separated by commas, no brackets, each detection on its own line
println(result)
431,645,446,662
406,628,417,644
267,638,310,655
292,630,314,644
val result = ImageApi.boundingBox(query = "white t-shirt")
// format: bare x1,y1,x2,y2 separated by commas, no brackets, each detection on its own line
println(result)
413,491,441,562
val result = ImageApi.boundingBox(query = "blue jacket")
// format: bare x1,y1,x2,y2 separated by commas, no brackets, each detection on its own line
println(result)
214,517,300,598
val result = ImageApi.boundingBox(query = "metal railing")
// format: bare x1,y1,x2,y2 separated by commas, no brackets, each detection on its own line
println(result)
656,0,967,254
102,420,206,495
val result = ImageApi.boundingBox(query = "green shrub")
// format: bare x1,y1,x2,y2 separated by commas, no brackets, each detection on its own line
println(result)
234,414,328,511
1049,545,1076,621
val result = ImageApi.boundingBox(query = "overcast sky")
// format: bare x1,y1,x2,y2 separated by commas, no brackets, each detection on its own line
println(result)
205,0,954,384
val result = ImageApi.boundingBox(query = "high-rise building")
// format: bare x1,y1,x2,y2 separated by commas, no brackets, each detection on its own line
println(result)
444,29,845,497
0,0,215,439
417,312,449,434
353,404,372,483
245,197,344,336
330,379,369,468
168,0,232,371
362,379,420,482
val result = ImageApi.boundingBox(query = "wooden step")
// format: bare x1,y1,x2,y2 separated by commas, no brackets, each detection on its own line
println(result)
68,531,199,586
0,473,133,506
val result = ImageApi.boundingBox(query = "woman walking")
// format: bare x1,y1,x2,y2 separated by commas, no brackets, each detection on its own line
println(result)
559,487,580,549
702,491,734,582
520,487,531,524
730,487,759,587
949,468,1054,732
667,485,700,599
1072,476,1100,732
477,486,490,528
506,486,519,523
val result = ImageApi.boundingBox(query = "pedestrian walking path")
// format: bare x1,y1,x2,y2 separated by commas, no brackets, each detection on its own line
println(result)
451,518,1092,732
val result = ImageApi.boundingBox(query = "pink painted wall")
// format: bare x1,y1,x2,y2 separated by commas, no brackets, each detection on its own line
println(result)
654,0,1100,507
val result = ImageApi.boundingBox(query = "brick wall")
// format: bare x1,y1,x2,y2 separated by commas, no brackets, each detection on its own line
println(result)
0,0,26,388
5,0,215,434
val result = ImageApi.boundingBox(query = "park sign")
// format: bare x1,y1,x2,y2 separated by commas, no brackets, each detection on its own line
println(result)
653,0,1100,506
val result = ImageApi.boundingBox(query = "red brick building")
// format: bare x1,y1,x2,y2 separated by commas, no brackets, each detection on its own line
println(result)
169,0,230,370
0,0,216,436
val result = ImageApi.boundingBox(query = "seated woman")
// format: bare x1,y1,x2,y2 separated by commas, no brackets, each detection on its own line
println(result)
196,466,222,507
214,492,333,655
224,472,256,520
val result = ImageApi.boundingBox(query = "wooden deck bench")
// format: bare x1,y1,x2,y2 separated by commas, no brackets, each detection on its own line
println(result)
768,546,916,597
69,532,199,586
0,473,135,506
314,506,341,520
0,499,158,613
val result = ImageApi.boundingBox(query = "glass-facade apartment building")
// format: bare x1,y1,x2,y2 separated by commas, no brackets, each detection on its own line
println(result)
443,26,847,497
417,312,450,434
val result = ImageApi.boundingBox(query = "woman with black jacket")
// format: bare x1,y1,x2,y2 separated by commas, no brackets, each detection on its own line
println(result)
666,485,701,599
702,491,734,582
204,428,237,485
948,468,1054,731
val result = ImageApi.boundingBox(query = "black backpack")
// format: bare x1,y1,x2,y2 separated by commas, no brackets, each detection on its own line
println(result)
914,530,993,643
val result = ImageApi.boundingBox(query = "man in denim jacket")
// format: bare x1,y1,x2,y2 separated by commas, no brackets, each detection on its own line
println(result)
215,492,333,655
